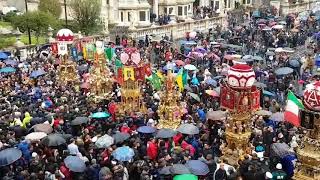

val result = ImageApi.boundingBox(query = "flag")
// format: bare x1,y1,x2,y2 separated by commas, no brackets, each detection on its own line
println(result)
116,68,124,85
176,68,187,92
147,72,162,90
71,47,78,61
105,48,114,61
284,91,304,126
157,71,164,81
123,67,135,81
82,46,87,59
114,58,123,76
135,66,145,81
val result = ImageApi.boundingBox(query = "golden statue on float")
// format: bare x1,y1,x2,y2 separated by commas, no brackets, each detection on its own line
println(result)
57,54,79,86
157,70,182,129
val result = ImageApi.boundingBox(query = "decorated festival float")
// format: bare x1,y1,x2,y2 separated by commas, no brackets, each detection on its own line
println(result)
116,48,151,115
157,70,183,130
220,64,260,164
295,81,320,180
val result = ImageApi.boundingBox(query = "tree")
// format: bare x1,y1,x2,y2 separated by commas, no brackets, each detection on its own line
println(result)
11,11,60,43
38,0,62,18
69,0,102,35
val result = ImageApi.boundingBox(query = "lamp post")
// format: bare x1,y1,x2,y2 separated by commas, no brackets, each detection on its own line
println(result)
24,0,32,44
64,0,68,27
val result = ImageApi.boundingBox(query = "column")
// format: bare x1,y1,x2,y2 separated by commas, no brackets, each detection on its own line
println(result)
153,0,159,21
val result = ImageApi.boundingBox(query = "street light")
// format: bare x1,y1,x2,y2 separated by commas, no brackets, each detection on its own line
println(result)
64,0,68,27
24,0,32,44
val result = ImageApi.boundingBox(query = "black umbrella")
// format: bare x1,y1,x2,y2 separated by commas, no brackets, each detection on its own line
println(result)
112,132,130,144
156,128,177,138
0,148,22,166
41,134,66,147
71,117,89,126
159,166,172,175
169,164,191,175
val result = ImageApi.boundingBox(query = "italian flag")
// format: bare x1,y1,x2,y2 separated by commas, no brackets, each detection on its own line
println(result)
284,91,304,127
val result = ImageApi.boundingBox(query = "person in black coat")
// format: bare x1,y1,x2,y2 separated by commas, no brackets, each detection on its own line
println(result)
215,163,228,180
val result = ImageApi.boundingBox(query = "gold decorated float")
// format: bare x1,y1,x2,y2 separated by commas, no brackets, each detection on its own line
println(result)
157,70,182,129
220,64,260,165
57,54,79,85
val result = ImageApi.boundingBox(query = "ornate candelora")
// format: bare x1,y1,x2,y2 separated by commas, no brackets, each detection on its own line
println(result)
295,81,320,180
220,64,260,164
157,70,182,129
57,54,79,86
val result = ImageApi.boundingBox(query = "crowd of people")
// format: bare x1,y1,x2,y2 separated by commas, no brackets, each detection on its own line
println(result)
0,9,319,180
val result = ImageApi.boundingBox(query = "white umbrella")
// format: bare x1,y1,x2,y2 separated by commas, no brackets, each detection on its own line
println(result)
272,25,284,29
184,64,197,71
25,132,47,141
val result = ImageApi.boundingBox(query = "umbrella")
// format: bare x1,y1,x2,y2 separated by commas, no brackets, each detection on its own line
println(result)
270,112,284,122
71,117,89,126
30,69,46,78
186,160,210,175
64,156,86,172
0,67,16,73
254,81,267,88
174,174,198,180
112,132,130,144
255,110,272,116
184,64,197,71
91,112,110,118
266,51,275,56
187,92,200,102
175,60,185,66
213,75,224,80
205,79,217,86
33,124,53,134
214,87,220,95
289,60,300,67
95,134,114,148
196,47,207,54
159,166,172,175
25,132,47,141
163,63,177,71
263,90,275,96
4,59,17,66
0,148,22,166
242,55,253,60
77,64,88,72
177,124,199,135
253,56,263,61
270,143,294,158
0,52,8,60
283,47,294,53
41,134,66,147
112,146,135,161
170,164,191,174
156,128,177,138
206,110,226,121
205,90,219,97
137,126,156,134
272,24,284,29
275,67,293,75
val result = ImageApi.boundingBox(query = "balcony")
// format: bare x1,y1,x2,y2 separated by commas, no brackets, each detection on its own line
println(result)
280,0,317,15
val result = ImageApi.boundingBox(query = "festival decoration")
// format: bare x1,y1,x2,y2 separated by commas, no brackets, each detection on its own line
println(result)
157,70,183,129
220,64,260,165
56,54,79,86
56,28,74,55
295,81,320,180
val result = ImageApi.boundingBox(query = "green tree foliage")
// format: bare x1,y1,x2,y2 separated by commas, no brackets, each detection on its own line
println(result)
69,0,102,35
11,11,60,42
38,0,62,18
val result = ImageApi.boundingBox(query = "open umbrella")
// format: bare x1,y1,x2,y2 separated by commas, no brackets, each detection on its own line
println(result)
137,126,156,134
91,112,110,119
255,110,272,116
0,52,8,60
33,124,53,134
156,128,177,138
95,134,114,148
71,117,89,126
112,132,130,144
206,110,226,121
170,164,191,175
263,90,275,96
289,60,300,67
186,160,210,175
187,92,200,102
112,146,135,161
270,112,284,122
159,166,172,175
177,124,199,135
275,67,293,75
30,69,46,78
272,24,284,29
0,67,16,73
243,55,253,60
254,81,267,88
64,156,86,172
266,51,275,56
253,56,263,61
270,143,294,158
4,59,17,66
184,64,197,71
0,148,22,166
41,134,66,147
205,90,219,97
174,174,198,180
25,132,47,141
205,79,217,86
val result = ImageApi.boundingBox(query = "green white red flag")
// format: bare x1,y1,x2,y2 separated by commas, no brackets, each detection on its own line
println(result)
284,91,304,127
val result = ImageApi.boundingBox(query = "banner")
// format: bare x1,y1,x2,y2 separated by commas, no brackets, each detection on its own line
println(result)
57,42,68,55
86,44,95,60
135,66,145,81
123,67,135,81
71,47,78,61
116,68,124,85
51,43,58,54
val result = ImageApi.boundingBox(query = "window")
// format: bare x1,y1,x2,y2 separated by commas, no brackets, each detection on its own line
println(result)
178,6,183,16
247,0,251,4
121,12,124,22
184,6,187,15
215,1,220,9
128,12,131,22
139,11,146,21
106,0,109,5
164,7,167,14
228,0,231,8
188,4,191,10
169,7,173,14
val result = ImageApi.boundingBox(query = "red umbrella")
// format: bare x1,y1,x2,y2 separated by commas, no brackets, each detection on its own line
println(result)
175,60,185,66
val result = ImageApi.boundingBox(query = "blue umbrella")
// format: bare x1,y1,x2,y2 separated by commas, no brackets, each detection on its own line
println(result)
289,59,300,67
186,160,210,175
91,112,110,118
137,126,156,134
0,67,16,73
0,52,8,60
30,69,46,78
263,90,275,96
275,67,293,76
64,156,86,172
163,63,177,71
205,79,217,86
112,146,135,161
4,59,17,66
0,148,22,166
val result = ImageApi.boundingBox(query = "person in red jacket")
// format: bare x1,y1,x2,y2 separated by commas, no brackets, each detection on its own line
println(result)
120,123,131,134
147,138,158,160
